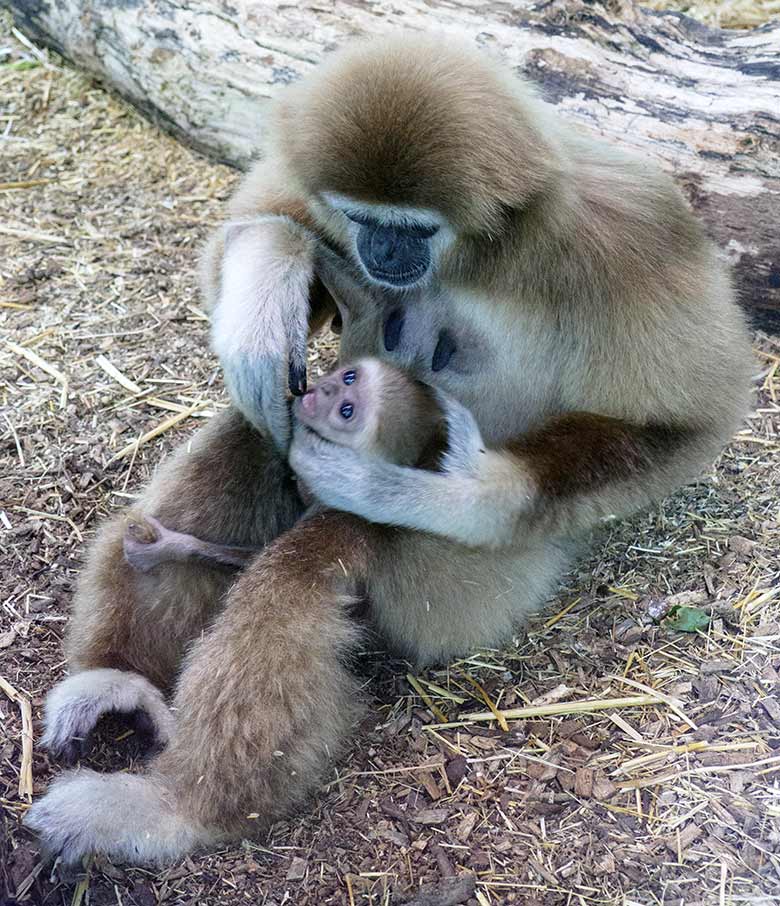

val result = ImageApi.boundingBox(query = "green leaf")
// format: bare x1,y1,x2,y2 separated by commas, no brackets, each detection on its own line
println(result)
2,60,41,71
664,605,710,633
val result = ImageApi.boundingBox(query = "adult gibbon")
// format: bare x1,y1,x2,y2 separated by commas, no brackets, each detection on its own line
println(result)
27,35,752,865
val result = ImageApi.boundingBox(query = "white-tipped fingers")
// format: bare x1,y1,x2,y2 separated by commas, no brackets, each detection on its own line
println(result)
222,356,293,453
432,387,487,475
41,668,174,763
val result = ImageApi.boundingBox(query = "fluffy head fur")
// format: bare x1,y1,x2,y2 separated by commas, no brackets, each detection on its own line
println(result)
361,359,444,467
272,35,559,235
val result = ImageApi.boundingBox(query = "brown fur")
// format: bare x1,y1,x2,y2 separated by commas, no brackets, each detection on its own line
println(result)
272,37,556,235
27,34,753,866
157,510,381,833
66,409,303,692
118,361,445,576
508,414,690,501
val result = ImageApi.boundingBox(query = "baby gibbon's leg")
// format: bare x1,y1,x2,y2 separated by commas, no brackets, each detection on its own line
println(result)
42,408,304,762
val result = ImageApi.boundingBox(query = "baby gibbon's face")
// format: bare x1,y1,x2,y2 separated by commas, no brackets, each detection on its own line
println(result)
294,361,377,448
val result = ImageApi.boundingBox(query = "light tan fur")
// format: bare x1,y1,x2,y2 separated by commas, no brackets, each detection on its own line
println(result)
343,358,444,467
27,34,752,866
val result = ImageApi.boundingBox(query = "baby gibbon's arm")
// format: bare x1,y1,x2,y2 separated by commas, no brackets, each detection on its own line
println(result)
289,395,704,548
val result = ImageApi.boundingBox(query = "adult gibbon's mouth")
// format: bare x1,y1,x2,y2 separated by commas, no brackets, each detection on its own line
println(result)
368,262,429,287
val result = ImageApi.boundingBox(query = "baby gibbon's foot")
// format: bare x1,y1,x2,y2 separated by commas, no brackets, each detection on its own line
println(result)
124,515,258,572
41,669,174,764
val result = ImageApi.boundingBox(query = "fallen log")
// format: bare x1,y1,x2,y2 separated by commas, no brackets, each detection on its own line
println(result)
4,0,779,329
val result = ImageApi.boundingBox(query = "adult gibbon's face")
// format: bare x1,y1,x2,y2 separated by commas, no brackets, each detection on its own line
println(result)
345,210,439,287
321,193,449,290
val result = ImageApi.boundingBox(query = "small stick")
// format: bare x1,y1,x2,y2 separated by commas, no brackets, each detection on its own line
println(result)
324,759,446,789
6,339,67,385
407,673,448,723
95,354,142,394
6,339,69,408
465,673,509,732
0,225,69,244
3,412,25,467
608,712,644,743
543,596,581,629
111,402,210,461
0,179,52,191
0,676,34,800
422,693,667,730
607,674,697,730
618,753,780,790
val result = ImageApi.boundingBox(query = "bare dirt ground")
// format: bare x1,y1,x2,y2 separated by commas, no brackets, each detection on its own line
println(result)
1,14,780,906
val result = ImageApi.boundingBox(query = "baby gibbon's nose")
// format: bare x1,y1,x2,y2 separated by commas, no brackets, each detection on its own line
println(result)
319,380,337,397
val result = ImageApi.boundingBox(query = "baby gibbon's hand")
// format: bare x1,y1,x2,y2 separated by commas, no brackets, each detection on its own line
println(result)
290,408,534,547
432,388,489,477
289,425,373,514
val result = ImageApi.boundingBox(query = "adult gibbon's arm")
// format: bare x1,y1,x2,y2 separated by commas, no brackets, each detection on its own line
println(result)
289,390,736,548
200,159,335,448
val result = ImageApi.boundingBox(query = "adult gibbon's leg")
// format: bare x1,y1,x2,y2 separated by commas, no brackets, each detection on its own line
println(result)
41,408,304,762
27,511,377,865
27,503,574,865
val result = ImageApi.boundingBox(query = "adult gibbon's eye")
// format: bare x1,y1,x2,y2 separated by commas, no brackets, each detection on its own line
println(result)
343,370,356,385
343,210,373,227
403,222,439,239
339,403,354,420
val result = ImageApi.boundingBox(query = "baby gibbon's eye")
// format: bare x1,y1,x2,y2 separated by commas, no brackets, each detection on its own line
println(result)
343,370,356,385
339,403,354,420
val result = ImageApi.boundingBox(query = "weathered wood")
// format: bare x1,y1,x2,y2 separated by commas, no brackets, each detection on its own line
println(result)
4,0,779,329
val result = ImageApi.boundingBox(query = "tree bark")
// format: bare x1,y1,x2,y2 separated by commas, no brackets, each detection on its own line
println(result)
4,0,779,330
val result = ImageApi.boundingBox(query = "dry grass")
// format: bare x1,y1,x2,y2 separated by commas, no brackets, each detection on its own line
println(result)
2,10,780,906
